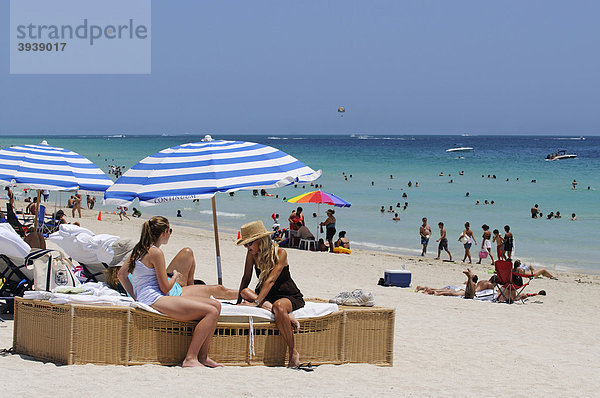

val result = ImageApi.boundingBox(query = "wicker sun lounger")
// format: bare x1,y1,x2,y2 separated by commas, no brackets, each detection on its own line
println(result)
13,297,394,367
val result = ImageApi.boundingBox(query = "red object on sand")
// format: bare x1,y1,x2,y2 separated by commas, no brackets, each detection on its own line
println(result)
98,211,102,221
237,231,241,239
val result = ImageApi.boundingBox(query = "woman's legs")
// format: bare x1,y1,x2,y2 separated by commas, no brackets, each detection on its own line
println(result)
182,284,238,300
152,296,222,367
167,247,195,286
272,298,299,367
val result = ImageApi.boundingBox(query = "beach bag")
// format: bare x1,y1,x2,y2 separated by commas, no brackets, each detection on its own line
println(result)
478,250,488,259
29,250,81,291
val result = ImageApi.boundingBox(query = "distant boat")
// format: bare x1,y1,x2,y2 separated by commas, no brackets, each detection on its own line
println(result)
446,147,474,153
576,136,586,140
546,149,577,161
201,134,213,142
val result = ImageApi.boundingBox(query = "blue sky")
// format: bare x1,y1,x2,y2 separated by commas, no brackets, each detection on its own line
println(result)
1,0,599,135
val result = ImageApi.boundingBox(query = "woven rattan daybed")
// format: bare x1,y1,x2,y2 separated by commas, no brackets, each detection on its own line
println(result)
12,297,394,366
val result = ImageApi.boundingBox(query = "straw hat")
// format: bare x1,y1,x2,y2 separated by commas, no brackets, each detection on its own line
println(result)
235,220,273,246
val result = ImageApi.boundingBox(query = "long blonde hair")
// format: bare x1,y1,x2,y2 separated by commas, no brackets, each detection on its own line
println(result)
127,216,170,273
255,236,279,288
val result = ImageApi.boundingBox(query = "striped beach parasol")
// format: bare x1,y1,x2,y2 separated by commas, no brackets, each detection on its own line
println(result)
0,141,113,229
104,139,321,283
0,142,113,193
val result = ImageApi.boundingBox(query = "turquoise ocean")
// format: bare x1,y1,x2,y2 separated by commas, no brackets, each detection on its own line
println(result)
1,134,599,273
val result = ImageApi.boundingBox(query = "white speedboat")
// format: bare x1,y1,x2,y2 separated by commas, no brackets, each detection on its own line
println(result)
446,147,474,153
546,150,577,161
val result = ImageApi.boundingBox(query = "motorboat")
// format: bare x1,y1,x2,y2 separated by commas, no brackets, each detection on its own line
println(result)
446,147,474,153
546,149,577,161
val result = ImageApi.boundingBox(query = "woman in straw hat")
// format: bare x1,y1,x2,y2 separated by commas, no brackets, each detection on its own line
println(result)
118,216,236,368
235,220,305,368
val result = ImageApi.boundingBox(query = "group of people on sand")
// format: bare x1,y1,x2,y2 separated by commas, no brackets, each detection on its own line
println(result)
278,207,349,253
416,265,552,302
419,218,515,265
118,217,306,368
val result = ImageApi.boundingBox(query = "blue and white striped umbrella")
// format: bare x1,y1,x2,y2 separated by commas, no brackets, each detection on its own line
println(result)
104,140,321,206
104,139,321,284
0,142,113,193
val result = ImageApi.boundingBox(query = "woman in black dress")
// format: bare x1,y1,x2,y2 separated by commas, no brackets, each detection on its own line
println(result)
235,220,304,368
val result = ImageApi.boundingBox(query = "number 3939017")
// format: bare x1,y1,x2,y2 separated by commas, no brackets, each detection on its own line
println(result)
17,42,67,51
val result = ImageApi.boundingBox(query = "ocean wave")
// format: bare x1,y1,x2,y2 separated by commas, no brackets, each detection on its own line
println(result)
352,240,421,254
198,210,245,218
106,134,126,138
267,136,287,140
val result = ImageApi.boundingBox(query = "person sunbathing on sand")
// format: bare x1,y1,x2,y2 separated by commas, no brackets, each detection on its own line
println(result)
514,260,557,279
416,269,485,298
416,269,546,302
235,220,305,368
118,216,238,368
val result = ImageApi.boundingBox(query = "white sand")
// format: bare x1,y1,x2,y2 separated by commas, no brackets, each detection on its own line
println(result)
2,207,600,397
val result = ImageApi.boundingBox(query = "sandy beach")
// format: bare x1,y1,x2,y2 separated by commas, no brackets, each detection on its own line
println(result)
1,205,600,397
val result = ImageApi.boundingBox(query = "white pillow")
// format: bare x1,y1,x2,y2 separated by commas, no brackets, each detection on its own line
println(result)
0,223,31,258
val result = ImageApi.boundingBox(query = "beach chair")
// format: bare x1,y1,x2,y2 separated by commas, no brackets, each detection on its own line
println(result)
6,203,26,237
492,260,535,303
34,205,61,236
0,249,51,313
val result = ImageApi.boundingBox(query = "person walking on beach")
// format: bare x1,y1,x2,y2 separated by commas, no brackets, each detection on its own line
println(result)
235,220,305,368
118,216,237,368
503,225,514,259
71,193,82,218
459,222,476,263
320,209,336,253
419,217,432,257
477,224,494,265
435,222,452,261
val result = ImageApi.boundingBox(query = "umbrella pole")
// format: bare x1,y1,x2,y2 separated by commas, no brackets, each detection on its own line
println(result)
212,196,223,285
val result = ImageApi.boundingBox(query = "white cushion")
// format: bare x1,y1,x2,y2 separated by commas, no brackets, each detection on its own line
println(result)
0,223,31,258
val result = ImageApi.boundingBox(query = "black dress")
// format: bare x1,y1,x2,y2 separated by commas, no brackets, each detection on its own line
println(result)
255,265,305,311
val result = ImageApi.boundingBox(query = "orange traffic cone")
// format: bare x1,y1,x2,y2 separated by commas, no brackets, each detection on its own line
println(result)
98,211,102,221
237,231,241,240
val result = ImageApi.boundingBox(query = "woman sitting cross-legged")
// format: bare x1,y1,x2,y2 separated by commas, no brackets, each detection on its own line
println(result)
118,216,237,368
235,220,305,368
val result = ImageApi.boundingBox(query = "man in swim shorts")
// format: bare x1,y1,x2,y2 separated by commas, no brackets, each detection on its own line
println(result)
435,222,452,261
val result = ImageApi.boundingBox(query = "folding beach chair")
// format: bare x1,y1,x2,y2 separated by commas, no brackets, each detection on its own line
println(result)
493,260,535,304
0,249,50,313
6,203,26,237
36,205,61,236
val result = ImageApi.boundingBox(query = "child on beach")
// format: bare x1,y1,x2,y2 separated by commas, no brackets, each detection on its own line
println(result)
118,216,237,368
492,229,504,260
503,225,514,259
235,220,305,368
477,224,494,265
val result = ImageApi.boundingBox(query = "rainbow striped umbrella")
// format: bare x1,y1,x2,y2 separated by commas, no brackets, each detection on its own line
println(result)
286,190,351,207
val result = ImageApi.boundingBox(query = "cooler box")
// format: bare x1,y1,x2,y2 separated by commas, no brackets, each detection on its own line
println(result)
384,269,411,287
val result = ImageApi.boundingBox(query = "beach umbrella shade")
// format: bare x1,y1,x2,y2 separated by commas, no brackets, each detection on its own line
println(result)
286,190,351,240
104,139,321,284
0,141,113,228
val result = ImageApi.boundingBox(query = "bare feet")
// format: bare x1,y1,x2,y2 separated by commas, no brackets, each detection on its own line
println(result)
434,257,440,260
182,358,205,367
201,357,224,368
288,350,300,368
